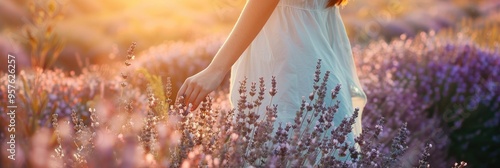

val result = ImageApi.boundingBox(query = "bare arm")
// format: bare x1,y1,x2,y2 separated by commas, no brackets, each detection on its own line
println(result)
177,0,280,110
207,0,280,73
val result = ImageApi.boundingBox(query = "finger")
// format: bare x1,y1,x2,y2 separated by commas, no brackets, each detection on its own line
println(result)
183,84,195,105
187,86,201,108
177,80,189,100
192,90,209,110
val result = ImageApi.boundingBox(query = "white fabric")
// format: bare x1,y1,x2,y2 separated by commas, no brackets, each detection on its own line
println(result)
229,0,367,140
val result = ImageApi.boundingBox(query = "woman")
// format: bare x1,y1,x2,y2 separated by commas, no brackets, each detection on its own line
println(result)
178,0,367,139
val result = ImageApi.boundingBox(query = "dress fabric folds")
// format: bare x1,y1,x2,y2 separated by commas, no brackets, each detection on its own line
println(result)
229,0,368,143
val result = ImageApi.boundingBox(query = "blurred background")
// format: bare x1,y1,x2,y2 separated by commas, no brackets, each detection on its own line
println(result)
0,0,499,167
1,0,246,71
1,0,497,71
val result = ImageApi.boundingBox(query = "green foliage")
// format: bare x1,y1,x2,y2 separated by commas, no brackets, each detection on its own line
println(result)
449,103,500,168
21,0,65,70
18,71,50,136
137,68,168,115
438,16,500,50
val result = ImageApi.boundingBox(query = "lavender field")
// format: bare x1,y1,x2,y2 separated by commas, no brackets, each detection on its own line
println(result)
1,0,499,167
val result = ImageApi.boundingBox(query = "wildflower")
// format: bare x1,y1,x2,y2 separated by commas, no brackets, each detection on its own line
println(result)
269,76,277,96
121,72,128,79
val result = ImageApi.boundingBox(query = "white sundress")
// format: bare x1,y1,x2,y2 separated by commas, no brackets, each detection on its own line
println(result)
229,0,368,142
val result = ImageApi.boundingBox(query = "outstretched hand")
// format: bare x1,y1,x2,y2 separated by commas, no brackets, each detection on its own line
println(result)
176,0,279,111
177,67,226,110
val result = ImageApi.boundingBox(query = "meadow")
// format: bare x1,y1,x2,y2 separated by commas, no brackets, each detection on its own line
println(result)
0,0,499,167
